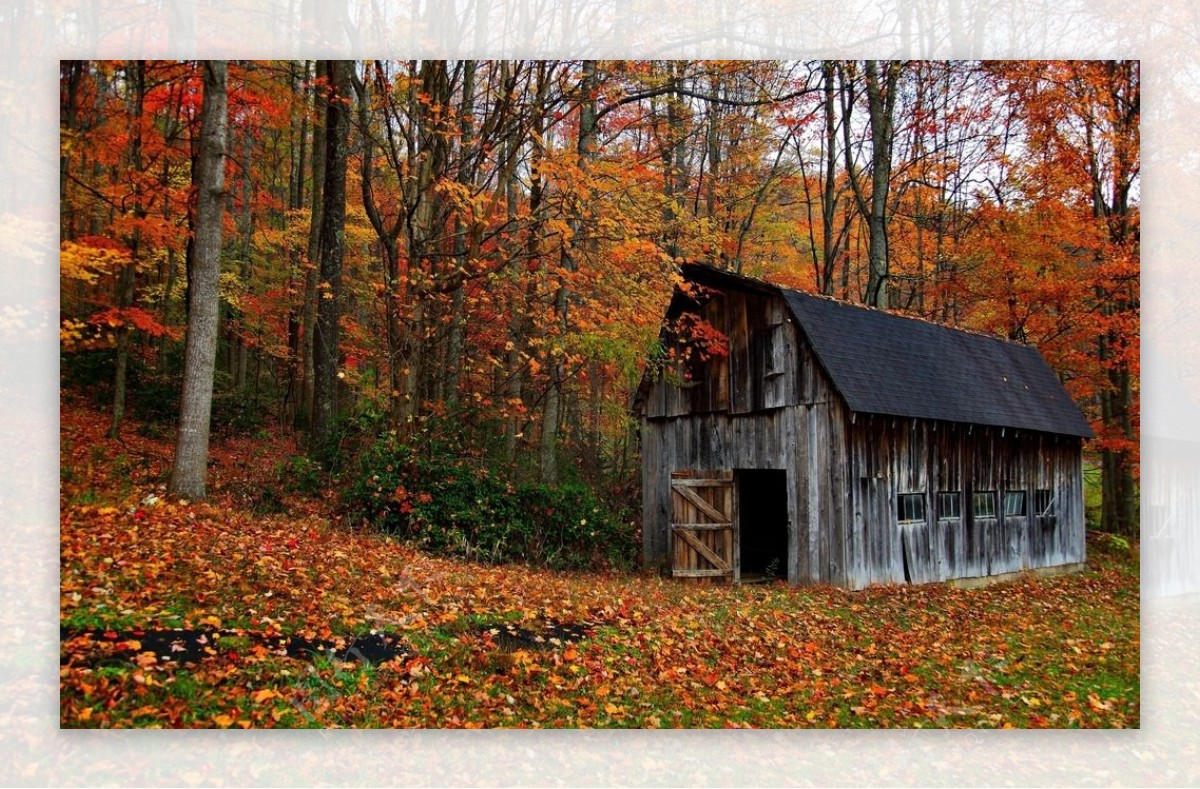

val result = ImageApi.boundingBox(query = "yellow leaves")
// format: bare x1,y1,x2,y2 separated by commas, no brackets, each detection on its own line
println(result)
216,271,246,311
60,240,130,285
200,615,223,629
252,688,278,704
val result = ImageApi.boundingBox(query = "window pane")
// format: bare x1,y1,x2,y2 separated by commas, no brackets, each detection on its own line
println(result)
1035,489,1055,516
1004,491,1027,517
938,492,961,519
973,491,996,518
898,493,924,522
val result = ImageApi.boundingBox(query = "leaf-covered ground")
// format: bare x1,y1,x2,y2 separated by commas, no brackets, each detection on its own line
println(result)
60,402,1139,728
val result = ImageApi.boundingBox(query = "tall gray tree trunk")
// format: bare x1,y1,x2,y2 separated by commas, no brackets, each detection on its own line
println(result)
309,60,353,458
168,60,228,499
301,60,326,430
839,60,900,310
821,61,840,295
863,60,898,309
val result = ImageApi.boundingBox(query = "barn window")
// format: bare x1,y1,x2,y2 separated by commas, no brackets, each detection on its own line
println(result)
897,493,925,523
1035,489,1055,517
973,491,997,518
1003,491,1027,517
937,491,961,520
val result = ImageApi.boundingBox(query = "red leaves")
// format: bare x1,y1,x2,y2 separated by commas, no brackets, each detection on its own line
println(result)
87,307,178,338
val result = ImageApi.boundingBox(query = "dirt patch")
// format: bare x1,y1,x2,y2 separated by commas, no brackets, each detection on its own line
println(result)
60,627,411,668
477,620,594,652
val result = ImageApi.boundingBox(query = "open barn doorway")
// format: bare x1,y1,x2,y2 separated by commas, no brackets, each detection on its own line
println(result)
736,469,789,582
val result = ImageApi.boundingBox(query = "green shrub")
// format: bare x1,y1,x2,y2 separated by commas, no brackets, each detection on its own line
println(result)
210,387,268,435
133,373,181,427
311,409,389,473
60,349,118,401
278,454,326,496
343,435,636,571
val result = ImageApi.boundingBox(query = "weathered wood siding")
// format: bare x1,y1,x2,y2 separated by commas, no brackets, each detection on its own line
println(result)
643,291,801,420
846,417,1086,588
642,292,840,585
643,408,800,577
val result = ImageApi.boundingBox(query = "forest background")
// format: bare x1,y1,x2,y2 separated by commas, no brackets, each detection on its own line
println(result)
59,59,1140,556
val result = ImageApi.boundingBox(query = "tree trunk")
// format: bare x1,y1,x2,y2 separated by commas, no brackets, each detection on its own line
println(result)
863,60,898,309
839,60,900,310
445,59,477,410
301,60,325,431
309,60,353,458
500,62,527,465
353,64,407,431
235,128,253,389
285,60,308,426
535,61,562,484
1092,60,1140,537
109,261,136,439
820,61,840,295
109,61,146,439
168,60,228,499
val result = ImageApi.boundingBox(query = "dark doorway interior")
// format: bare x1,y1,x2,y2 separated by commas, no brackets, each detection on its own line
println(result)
737,469,788,581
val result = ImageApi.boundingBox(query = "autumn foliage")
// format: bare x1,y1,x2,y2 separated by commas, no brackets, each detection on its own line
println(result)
60,60,1138,518
60,60,1139,728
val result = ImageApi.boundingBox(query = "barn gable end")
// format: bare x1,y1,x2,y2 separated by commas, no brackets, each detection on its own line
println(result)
640,264,1090,589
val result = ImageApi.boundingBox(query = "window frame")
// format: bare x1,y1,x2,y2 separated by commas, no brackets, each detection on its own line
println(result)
972,491,997,519
897,492,925,524
1034,489,1055,517
937,491,962,520
1003,490,1027,517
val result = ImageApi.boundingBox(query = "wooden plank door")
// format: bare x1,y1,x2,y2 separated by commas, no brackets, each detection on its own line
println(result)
671,470,735,581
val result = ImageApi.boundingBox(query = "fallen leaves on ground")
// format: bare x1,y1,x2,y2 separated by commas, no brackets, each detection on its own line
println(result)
60,401,1139,728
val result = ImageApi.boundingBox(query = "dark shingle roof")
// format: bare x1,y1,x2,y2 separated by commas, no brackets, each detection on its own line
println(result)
780,290,1093,437
680,263,1093,438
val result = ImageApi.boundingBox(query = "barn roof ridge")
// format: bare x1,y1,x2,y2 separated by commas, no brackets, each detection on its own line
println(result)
679,261,1026,347
677,261,1095,439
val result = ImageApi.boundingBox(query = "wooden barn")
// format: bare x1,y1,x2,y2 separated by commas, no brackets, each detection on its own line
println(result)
638,264,1093,589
